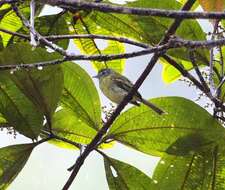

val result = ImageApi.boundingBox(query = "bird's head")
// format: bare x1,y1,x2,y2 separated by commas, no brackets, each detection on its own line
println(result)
93,68,114,79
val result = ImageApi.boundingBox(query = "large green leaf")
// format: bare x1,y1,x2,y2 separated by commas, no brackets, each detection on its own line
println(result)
61,62,101,130
0,73,43,139
71,13,125,73
107,97,224,156
104,155,156,190
0,43,64,126
153,145,225,189
0,143,35,189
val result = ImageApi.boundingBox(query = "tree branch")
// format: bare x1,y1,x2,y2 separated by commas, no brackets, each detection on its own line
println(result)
40,0,225,20
62,1,196,189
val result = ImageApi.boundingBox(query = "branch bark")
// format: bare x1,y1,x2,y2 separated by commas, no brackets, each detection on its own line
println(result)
39,0,225,20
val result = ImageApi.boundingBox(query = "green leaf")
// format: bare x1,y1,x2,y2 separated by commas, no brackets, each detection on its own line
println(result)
0,4,44,46
0,143,35,189
153,145,225,189
0,73,43,139
61,62,101,129
0,3,33,46
71,13,125,73
0,43,64,125
0,10,23,47
35,14,70,49
104,155,156,190
161,57,193,83
47,108,98,149
107,97,224,156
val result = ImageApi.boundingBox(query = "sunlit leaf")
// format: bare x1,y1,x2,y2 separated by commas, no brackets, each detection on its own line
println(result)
177,0,199,10
47,108,97,148
161,57,193,83
61,62,101,129
71,13,125,73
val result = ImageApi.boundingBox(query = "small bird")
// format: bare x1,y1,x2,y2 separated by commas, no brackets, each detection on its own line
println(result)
93,68,165,115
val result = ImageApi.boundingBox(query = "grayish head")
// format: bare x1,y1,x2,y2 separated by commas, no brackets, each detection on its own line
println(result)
93,68,114,79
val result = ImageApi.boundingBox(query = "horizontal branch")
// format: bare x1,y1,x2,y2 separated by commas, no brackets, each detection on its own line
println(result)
0,28,149,48
0,0,17,7
1,37,225,71
41,0,225,20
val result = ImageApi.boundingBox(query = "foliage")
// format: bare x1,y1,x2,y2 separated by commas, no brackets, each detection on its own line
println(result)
0,0,225,189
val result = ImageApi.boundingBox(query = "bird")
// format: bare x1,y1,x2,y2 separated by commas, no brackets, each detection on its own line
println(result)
93,68,165,115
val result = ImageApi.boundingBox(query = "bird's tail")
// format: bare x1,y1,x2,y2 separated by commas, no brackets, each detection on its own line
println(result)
140,99,165,115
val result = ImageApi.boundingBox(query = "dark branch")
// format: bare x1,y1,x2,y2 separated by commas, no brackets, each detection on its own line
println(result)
41,0,225,20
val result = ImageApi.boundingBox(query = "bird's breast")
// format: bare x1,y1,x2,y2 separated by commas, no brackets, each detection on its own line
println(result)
99,76,127,104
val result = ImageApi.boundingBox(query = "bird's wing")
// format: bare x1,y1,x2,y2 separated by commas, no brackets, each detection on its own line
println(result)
111,75,142,99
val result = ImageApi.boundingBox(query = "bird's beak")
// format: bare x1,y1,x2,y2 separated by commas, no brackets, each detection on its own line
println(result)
92,74,99,79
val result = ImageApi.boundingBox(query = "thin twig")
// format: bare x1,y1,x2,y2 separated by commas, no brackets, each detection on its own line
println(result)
41,130,81,149
189,50,210,92
209,24,219,96
29,0,38,47
12,5,69,57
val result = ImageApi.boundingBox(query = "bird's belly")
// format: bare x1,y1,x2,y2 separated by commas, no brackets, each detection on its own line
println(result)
101,83,127,104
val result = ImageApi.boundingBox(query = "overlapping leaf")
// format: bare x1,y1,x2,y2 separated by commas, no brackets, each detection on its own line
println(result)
0,43,64,124
104,155,156,190
0,143,35,189
0,3,34,46
44,62,103,149
34,14,69,49
107,97,225,156
0,73,43,138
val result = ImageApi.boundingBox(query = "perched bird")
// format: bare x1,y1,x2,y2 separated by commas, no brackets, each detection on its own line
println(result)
93,68,165,115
